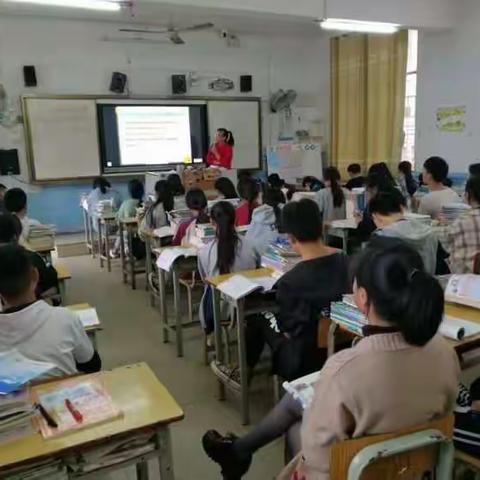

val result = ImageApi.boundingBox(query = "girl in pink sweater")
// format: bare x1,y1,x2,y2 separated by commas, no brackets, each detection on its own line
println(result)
203,238,459,480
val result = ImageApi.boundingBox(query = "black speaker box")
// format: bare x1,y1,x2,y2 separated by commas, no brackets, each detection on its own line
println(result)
23,66,37,87
240,75,252,92
110,72,128,94
172,74,187,94
0,149,20,176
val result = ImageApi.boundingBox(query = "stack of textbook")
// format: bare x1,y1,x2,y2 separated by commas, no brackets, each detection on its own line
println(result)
27,224,56,251
0,390,37,445
261,237,301,277
95,199,115,217
330,295,367,336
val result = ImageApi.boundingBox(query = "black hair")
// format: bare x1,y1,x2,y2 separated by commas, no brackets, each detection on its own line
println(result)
423,156,449,183
237,178,261,223
0,183,6,190
268,173,284,190
368,162,395,184
186,188,209,224
214,177,238,199
470,378,480,402
0,244,34,299
398,161,418,197
0,213,22,244
237,170,252,183
264,186,286,232
4,188,27,213
466,175,480,205
211,201,238,274
443,178,453,188
147,180,174,229
167,174,185,196
282,199,323,242
369,189,407,216
354,237,444,346
347,163,362,175
366,172,396,194
469,163,480,177
217,128,235,146
302,176,324,191
93,176,111,194
128,179,144,202
323,166,344,208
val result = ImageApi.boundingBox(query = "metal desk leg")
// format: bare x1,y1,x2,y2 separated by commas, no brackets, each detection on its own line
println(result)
172,267,183,357
145,236,152,294
342,230,348,254
98,219,104,268
327,321,338,358
83,208,90,253
90,215,97,258
136,461,150,480
159,268,169,343
236,299,250,425
105,221,112,273
212,287,225,400
156,428,174,480
119,222,127,284
127,227,136,290
58,280,67,304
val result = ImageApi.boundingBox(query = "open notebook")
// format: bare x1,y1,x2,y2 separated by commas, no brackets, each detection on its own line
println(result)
75,308,100,328
217,275,277,300
446,274,480,309
156,247,197,271
440,315,480,341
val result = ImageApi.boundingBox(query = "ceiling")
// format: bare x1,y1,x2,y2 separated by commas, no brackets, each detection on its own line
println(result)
0,0,322,36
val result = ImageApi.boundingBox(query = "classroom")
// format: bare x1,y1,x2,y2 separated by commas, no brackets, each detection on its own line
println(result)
1,0,480,479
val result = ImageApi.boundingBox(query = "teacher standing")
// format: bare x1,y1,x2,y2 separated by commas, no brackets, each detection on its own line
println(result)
206,128,235,169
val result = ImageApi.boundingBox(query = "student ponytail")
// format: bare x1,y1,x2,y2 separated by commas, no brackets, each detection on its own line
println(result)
264,186,286,232
218,128,235,146
354,238,444,346
323,167,344,208
211,201,238,274
148,180,173,229
237,178,261,223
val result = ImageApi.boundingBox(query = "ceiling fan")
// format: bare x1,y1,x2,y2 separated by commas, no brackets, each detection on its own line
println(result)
118,22,215,45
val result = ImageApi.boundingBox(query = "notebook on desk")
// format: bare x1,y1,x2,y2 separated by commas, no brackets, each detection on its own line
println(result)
446,274,480,309
156,247,197,271
217,274,277,301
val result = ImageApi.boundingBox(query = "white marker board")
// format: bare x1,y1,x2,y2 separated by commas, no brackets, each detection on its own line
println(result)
24,98,101,181
207,100,261,169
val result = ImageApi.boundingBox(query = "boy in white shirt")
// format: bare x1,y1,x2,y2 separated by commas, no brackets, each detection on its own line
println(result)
0,244,101,379
418,156,461,218
4,187,41,244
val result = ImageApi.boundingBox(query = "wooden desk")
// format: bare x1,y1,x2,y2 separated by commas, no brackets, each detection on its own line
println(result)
0,363,184,480
119,217,144,290
54,263,71,303
97,214,117,273
206,267,278,425
66,303,102,350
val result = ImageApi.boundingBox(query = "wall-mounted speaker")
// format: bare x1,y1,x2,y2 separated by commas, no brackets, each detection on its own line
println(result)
240,75,252,93
23,66,37,88
172,74,187,95
109,72,127,94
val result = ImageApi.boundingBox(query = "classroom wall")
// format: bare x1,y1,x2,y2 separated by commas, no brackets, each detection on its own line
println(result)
0,15,330,232
416,0,478,173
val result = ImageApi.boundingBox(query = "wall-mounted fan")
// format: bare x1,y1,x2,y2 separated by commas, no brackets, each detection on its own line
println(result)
118,22,215,45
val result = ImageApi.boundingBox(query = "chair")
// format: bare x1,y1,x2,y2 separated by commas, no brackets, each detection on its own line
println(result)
330,415,454,480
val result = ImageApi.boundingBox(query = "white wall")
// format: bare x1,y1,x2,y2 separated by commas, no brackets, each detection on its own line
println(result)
416,0,480,172
0,15,330,183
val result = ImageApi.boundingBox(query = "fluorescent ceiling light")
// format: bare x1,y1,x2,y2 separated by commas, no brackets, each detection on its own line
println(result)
320,18,399,34
6,0,121,11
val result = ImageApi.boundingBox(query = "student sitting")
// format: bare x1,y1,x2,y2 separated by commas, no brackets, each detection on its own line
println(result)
198,202,257,333
345,163,365,190
167,173,186,210
398,160,418,199
0,214,58,299
368,162,397,185
0,183,6,214
214,177,238,200
302,175,324,192
418,156,461,218
246,186,285,257
87,176,121,216
0,245,101,378
203,239,459,480
4,188,41,245
236,178,261,226
172,188,209,246
138,180,174,240
370,190,438,274
245,199,349,381
442,175,480,273
314,166,346,223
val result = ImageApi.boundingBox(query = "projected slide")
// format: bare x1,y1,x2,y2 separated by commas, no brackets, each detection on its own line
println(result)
116,106,192,165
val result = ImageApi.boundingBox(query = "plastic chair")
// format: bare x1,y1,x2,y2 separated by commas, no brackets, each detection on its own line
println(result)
330,415,454,480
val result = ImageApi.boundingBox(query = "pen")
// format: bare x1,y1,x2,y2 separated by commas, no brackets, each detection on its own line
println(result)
35,402,58,428
65,398,83,423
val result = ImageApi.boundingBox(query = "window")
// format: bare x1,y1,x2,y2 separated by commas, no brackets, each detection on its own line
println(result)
401,30,418,166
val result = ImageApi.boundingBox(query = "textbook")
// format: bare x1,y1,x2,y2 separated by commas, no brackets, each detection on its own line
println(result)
440,315,480,340
217,274,277,300
283,371,321,409
446,274,480,309
156,247,197,271
34,378,123,439
152,226,173,239
75,308,100,328
0,389,36,445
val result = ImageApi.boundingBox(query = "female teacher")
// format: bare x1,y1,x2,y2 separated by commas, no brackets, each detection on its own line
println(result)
206,128,235,169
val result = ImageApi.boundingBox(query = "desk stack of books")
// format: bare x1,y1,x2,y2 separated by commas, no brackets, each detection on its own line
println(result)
96,199,115,217
442,203,471,224
261,237,301,278
28,224,56,251
167,209,194,236
330,295,367,336
0,390,37,445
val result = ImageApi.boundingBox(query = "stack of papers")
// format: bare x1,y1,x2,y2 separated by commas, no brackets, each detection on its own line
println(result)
217,275,277,300
0,389,36,445
442,203,471,224
28,224,56,251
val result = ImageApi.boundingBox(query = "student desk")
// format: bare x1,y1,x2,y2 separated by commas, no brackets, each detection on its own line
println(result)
0,363,184,480
154,246,199,358
97,214,117,273
327,303,480,369
54,263,71,304
80,198,95,258
119,217,145,290
207,267,278,425
66,303,102,350
327,219,357,253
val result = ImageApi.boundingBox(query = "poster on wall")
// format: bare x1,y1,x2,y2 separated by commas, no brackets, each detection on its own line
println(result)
436,106,466,133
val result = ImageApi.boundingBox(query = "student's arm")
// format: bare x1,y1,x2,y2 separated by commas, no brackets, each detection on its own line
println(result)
70,315,102,374
76,350,101,374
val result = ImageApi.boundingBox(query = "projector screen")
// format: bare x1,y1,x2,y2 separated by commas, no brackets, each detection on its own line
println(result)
98,103,209,173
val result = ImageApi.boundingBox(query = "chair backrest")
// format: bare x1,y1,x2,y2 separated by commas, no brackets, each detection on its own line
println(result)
330,415,453,480
473,252,480,274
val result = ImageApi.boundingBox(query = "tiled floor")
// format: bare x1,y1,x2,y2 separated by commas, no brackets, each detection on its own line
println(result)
61,254,282,479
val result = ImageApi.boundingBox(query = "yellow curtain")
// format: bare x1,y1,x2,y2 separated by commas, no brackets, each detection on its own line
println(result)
331,30,408,176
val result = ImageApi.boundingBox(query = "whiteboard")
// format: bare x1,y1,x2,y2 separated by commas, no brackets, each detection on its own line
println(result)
25,98,100,181
207,100,261,169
